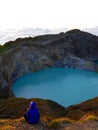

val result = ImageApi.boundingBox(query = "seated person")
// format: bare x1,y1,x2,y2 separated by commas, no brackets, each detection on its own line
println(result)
24,101,40,124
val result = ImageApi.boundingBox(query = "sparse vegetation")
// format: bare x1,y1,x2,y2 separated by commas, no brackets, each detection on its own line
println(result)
46,120,60,129
0,98,66,119
65,97,98,120
0,97,98,129
85,115,98,121
0,97,66,129
0,44,10,53
0,37,33,53
79,114,98,122
46,117,74,129
0,32,64,54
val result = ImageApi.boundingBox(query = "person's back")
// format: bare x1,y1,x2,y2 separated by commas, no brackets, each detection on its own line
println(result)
24,101,40,124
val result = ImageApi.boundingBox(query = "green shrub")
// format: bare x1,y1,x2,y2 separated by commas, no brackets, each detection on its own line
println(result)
47,120,60,129
0,44,10,53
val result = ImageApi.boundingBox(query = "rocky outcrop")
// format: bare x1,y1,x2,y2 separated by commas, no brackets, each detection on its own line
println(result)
66,97,98,120
0,97,98,120
0,97,98,130
0,29,98,98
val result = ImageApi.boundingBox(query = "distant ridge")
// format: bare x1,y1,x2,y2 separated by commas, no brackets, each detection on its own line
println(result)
0,28,68,45
1,27,98,45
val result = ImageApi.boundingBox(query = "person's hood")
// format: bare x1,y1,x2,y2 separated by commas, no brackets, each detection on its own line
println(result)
30,101,36,108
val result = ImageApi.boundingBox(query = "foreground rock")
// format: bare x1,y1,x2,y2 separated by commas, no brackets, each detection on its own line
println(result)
0,97,98,130
66,97,98,120
0,118,98,130
0,97,98,120
0,98,65,119
0,29,98,98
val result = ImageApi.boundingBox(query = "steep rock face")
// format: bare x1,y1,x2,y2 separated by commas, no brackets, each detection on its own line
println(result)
0,29,98,98
66,30,98,59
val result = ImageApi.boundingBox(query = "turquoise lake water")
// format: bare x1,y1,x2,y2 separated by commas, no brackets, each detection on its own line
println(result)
12,68,98,107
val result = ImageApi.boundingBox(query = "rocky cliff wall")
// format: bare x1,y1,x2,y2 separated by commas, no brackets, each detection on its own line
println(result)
0,29,98,98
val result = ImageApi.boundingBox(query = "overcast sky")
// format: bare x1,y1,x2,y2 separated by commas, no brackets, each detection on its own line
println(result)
0,0,98,30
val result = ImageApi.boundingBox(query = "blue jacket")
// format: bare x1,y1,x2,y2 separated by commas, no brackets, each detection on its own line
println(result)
26,101,40,124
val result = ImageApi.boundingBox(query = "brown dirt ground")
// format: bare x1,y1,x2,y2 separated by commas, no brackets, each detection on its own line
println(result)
0,117,98,130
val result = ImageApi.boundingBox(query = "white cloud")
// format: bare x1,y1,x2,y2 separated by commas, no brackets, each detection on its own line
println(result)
84,27,98,36
0,26,98,45
0,0,98,44
0,0,98,30
0,27,67,45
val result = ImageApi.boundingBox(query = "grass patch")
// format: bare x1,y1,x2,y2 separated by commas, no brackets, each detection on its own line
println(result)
0,119,15,130
84,115,98,121
0,44,10,53
46,120,60,129
0,125,15,130
0,37,32,53
80,114,98,123
46,117,74,129
0,98,66,119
